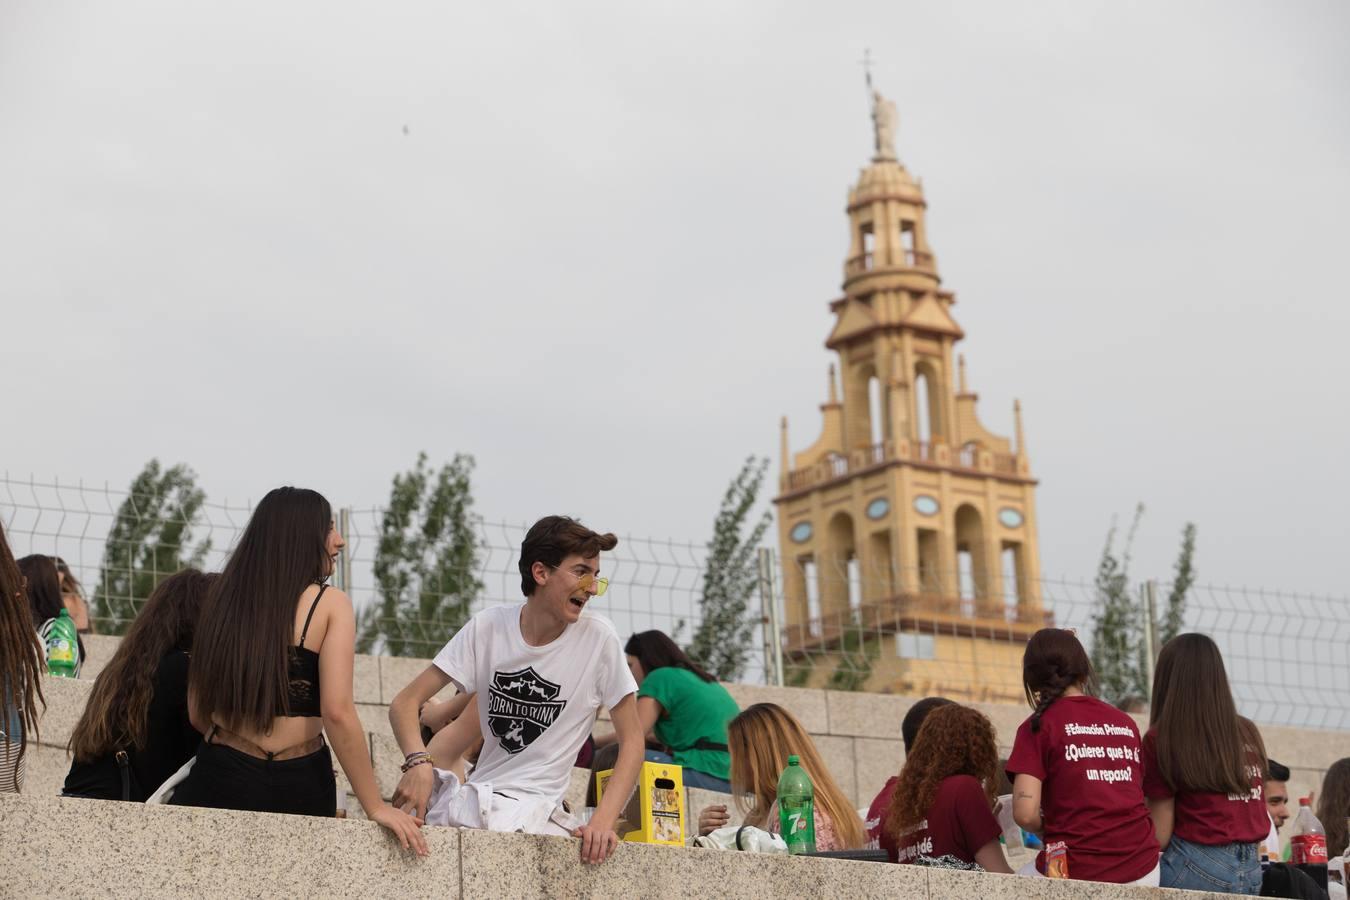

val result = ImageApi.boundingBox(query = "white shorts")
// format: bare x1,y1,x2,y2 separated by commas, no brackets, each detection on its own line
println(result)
424,767,579,836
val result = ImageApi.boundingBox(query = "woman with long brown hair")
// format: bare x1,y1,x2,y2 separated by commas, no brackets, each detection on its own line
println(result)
696,702,865,850
168,487,426,855
62,569,214,801
1006,628,1159,884
18,554,85,677
1315,757,1350,868
1144,633,1269,895
881,704,1011,871
0,522,45,792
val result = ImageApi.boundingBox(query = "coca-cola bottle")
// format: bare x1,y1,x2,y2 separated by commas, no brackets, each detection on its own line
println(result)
1289,797,1328,890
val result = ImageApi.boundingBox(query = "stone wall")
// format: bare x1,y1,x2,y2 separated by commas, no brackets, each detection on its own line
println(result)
2,792,1240,900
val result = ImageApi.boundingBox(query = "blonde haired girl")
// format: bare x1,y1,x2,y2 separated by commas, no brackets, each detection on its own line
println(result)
697,702,865,850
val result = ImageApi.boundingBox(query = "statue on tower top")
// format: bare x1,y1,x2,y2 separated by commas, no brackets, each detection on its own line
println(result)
871,89,899,161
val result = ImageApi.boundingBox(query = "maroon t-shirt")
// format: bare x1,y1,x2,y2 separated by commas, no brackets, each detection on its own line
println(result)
1140,728,1268,845
865,774,1001,866
1006,695,1159,883
865,776,900,861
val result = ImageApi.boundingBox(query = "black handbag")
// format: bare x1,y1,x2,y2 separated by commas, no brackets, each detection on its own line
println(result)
113,749,144,802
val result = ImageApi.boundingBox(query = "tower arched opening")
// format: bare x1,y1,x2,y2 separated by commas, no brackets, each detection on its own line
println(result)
824,511,857,622
868,374,886,452
954,503,988,615
914,358,943,444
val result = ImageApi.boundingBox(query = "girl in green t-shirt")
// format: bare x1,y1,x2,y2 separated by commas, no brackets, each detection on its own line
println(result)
594,630,739,793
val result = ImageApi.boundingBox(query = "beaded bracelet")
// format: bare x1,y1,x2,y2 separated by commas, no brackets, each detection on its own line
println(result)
396,761,434,777
400,752,434,773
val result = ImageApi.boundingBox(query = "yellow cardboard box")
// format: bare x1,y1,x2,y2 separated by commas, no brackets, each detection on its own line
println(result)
595,760,685,846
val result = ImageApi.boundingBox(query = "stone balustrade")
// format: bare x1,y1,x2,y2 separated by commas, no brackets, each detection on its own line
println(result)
2,792,1242,900
782,438,1024,493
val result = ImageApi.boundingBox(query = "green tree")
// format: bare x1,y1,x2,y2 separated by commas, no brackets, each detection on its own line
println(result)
827,622,879,692
357,452,483,657
92,460,210,634
1132,521,1200,694
1161,523,1197,645
687,456,773,681
1089,503,1144,704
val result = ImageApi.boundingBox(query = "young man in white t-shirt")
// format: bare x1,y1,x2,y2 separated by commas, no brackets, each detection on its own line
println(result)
388,516,643,864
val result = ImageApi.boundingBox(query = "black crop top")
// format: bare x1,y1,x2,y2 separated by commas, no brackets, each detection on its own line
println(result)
286,585,326,718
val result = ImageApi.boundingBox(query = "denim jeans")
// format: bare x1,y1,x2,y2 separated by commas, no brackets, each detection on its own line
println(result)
644,750,732,793
1160,835,1261,895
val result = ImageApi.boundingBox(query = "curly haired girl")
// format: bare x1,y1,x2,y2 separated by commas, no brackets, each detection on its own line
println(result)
881,704,1011,871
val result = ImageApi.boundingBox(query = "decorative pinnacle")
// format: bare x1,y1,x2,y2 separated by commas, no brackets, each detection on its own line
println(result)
780,416,790,476
827,364,839,404
1014,399,1027,456
958,354,968,394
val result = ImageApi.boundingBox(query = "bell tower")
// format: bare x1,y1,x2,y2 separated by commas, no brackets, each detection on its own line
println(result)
774,87,1047,702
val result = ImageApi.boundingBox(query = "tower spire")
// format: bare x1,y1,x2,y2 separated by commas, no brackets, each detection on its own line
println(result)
1014,398,1027,456
780,416,790,476
773,86,1042,704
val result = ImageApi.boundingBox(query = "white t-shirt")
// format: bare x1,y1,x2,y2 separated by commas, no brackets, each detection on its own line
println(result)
1264,814,1280,859
433,603,636,803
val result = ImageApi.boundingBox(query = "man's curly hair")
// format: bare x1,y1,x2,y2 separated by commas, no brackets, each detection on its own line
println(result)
883,705,999,841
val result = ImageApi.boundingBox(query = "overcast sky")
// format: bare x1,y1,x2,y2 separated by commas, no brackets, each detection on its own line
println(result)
3,0,1347,597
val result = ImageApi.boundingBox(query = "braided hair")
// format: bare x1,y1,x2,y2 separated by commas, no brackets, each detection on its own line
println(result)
0,523,45,791
1022,628,1098,733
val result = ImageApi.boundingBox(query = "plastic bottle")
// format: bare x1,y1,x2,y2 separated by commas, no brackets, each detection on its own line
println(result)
1290,797,1329,889
777,754,816,855
1291,798,1328,864
44,609,79,678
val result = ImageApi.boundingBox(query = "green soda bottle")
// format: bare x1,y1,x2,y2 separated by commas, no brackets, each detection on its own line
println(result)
45,609,79,678
777,754,816,855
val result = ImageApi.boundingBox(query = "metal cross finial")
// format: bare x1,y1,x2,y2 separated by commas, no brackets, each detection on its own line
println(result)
860,48,874,91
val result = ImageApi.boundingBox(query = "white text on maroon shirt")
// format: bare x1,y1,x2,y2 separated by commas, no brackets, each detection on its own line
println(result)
1062,722,1141,785
895,820,932,863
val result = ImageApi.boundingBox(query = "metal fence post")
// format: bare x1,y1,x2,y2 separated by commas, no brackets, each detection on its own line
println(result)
337,506,353,593
1142,579,1159,695
757,547,784,687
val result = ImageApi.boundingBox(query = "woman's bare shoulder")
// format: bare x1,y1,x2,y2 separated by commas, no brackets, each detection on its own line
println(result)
299,582,353,608
295,583,353,646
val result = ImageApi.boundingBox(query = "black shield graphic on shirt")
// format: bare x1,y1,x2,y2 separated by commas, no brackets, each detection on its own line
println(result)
487,667,566,754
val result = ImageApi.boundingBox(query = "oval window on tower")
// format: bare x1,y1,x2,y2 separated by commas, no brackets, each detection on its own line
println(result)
999,507,1024,528
913,495,939,517
866,498,890,520
790,521,813,543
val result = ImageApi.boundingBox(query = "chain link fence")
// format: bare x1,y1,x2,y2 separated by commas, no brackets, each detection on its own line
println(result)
776,557,1349,732
4,474,1347,732
0,475,767,683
